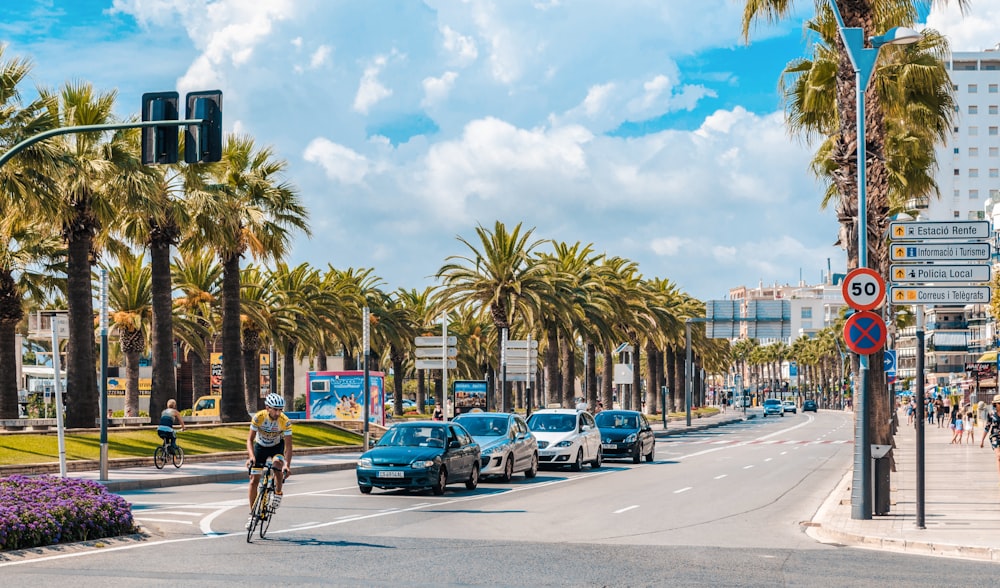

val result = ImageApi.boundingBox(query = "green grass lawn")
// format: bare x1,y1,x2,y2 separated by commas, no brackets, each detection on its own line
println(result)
0,423,362,466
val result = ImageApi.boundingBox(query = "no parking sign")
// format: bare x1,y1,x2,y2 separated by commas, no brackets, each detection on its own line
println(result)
843,311,886,355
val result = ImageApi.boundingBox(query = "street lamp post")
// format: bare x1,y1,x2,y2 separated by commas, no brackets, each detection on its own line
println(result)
832,4,921,520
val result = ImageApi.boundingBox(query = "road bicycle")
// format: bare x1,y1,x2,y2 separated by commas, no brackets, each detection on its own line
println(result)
153,432,184,469
246,458,283,542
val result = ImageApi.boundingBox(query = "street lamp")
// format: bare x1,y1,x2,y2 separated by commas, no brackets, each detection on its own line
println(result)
832,6,921,520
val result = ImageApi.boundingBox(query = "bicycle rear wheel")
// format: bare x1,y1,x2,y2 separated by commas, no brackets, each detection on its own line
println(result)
153,446,167,469
172,446,185,468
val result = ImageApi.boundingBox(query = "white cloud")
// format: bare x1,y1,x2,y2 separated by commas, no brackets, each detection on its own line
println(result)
353,54,393,114
309,45,332,69
440,25,478,65
422,71,459,107
925,1,1000,52
651,236,689,256
303,138,370,185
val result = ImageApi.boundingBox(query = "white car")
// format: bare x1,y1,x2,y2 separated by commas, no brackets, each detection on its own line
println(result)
453,412,539,481
526,408,602,471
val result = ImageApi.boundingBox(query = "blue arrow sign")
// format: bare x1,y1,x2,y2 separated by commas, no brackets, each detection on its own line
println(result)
883,350,896,374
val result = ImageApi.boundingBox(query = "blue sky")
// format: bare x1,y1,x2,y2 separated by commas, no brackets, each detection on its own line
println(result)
4,1,1000,301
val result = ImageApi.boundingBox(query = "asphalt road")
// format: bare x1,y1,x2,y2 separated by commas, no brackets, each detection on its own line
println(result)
5,411,998,587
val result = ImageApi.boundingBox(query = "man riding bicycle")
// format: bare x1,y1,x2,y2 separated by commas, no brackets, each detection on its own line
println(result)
246,393,293,529
157,399,186,453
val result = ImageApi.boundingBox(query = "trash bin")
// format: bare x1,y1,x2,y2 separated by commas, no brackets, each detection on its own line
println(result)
872,444,891,515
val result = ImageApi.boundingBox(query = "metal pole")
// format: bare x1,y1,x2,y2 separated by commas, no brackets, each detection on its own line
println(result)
526,334,533,418
915,306,926,529
100,270,109,480
685,320,692,427
50,315,66,477
501,327,508,412
442,314,449,419
362,306,370,449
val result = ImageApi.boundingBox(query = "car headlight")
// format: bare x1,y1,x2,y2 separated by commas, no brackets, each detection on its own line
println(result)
410,460,435,469
482,444,507,456
555,440,574,448
624,433,637,443
358,457,372,467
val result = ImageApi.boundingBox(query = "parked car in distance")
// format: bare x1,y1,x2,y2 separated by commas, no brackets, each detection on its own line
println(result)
762,398,784,417
782,400,797,414
594,410,655,463
526,408,602,471
356,421,480,495
803,399,818,412
384,398,417,412
453,412,538,481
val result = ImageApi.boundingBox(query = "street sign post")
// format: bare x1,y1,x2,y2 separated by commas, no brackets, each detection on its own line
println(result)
889,264,991,283
889,220,991,241
884,350,897,385
843,268,886,311
890,242,991,262
843,311,887,355
889,285,991,305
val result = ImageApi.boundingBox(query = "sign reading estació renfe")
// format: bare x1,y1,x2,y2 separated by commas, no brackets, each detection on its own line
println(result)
889,220,991,241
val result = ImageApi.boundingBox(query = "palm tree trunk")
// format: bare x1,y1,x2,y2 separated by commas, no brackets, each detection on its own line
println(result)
64,226,98,429
416,370,426,413
665,347,676,413
243,339,261,414
645,342,658,414
190,346,209,405
545,323,559,408
125,349,140,417
220,252,245,422
282,342,297,410
149,238,175,422
560,331,575,409
672,348,684,413
601,346,613,410
585,342,597,411
0,274,21,419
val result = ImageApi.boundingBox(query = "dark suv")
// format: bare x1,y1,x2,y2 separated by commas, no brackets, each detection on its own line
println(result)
762,398,783,417
803,399,818,412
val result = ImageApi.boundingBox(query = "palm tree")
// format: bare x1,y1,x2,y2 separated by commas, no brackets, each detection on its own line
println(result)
0,217,65,419
104,251,152,417
187,134,309,422
40,81,143,428
436,221,549,412
369,289,417,418
172,248,222,407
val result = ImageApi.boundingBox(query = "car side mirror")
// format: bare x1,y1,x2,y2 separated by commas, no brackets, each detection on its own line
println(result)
448,439,460,449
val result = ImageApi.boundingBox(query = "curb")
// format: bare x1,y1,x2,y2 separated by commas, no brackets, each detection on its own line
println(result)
97,460,357,493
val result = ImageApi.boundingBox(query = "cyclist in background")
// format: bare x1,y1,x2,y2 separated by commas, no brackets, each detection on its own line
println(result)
157,399,186,453
245,393,293,529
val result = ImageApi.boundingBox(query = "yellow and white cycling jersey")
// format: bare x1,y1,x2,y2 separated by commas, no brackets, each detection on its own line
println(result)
250,410,292,447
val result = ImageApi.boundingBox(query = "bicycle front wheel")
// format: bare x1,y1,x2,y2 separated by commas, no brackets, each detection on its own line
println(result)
259,492,272,538
172,446,185,468
153,446,167,469
247,494,264,543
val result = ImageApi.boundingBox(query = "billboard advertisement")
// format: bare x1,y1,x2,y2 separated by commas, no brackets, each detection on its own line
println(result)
454,380,488,415
306,371,385,425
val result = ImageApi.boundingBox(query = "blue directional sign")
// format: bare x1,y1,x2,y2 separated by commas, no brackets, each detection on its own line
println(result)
884,350,897,384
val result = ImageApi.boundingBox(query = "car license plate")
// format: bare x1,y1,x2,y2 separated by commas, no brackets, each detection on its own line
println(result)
602,443,616,450
377,470,404,478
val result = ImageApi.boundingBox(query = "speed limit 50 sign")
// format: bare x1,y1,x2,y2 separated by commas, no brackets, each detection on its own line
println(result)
842,268,886,311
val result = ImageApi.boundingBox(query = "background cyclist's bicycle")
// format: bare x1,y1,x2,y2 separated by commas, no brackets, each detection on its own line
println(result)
153,434,184,469
246,458,283,542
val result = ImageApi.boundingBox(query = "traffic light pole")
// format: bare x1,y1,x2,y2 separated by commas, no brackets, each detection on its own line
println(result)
0,119,204,168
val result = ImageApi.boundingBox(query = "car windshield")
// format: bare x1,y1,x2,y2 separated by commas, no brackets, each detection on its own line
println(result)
455,416,507,436
764,399,780,405
527,413,576,432
594,413,637,429
378,425,446,448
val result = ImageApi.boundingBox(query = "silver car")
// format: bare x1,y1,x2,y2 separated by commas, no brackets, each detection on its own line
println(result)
453,412,539,482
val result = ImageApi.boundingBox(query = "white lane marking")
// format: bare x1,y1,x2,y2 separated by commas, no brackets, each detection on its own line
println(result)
674,487,692,494
134,518,193,525
780,451,787,455
744,465,754,469
290,522,320,528
613,505,639,514
149,511,202,516
714,474,727,480
764,458,772,462
200,505,240,535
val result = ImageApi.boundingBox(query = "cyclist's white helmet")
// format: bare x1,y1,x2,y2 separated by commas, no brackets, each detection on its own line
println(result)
264,393,285,409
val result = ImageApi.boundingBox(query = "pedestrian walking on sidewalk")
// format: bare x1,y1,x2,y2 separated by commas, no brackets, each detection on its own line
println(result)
950,409,963,444
926,396,935,425
965,408,976,444
979,395,1000,480
935,396,945,427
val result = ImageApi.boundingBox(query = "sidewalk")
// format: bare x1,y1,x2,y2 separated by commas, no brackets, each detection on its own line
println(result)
808,411,1000,561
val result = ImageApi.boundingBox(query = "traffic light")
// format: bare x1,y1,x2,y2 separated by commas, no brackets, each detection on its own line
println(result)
185,90,223,163
141,92,179,165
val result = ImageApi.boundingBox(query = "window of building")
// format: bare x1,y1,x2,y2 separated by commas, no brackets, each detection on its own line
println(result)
992,169,999,178
954,84,960,91
954,210,961,218
992,105,999,115
801,307,812,319
991,83,999,93
970,84,979,93
953,189,961,199
970,168,979,178
992,127,1000,136
954,168,961,176
993,189,1000,199
970,126,979,136
992,147,999,157
971,189,980,198
954,147,960,154
970,105,979,114
970,147,979,157
954,126,960,133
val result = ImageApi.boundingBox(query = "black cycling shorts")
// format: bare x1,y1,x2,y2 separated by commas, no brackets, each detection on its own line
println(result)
251,440,286,472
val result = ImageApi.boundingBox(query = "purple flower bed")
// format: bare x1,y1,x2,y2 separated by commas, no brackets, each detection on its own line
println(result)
0,475,137,551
